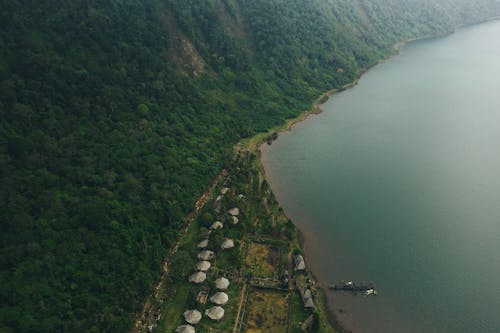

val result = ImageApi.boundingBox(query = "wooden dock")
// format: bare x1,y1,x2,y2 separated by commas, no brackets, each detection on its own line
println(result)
328,281,375,292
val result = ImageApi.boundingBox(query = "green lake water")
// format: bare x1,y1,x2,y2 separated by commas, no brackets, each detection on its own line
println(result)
261,20,500,333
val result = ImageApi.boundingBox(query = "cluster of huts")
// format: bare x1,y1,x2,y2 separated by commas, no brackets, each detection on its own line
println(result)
293,253,315,310
175,186,240,332
176,275,230,332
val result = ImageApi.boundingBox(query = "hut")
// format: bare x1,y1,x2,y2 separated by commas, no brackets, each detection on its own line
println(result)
196,260,211,272
294,254,306,271
282,270,289,285
197,250,215,261
188,271,207,284
205,306,225,321
175,324,195,333
228,207,239,216
231,216,239,225
196,261,211,272
221,239,235,250
210,221,223,230
196,287,209,304
220,187,229,195
183,310,202,325
302,289,314,309
215,277,230,291
209,292,229,305
197,239,209,249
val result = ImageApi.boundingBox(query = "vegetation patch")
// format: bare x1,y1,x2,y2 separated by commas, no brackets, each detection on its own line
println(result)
288,293,312,333
244,289,289,333
245,242,280,277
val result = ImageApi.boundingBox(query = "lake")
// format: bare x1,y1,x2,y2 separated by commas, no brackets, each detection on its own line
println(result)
261,20,500,333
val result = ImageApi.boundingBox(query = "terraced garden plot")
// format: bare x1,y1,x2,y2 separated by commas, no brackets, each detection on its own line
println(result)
244,290,288,333
245,242,280,277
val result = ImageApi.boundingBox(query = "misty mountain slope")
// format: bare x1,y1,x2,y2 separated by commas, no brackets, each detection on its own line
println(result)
0,0,497,332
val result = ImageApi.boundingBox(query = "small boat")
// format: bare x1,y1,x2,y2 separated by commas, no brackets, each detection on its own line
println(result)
364,288,378,296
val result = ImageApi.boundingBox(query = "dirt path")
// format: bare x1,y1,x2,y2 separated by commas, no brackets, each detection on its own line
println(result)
233,283,248,333
131,169,228,333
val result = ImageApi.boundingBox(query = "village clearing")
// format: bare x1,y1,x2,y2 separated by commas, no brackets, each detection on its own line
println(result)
144,150,336,333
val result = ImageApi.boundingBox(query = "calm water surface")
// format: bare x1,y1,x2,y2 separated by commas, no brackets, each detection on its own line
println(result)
261,21,500,333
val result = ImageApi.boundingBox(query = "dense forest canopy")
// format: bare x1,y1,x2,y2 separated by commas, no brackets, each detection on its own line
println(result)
0,0,497,332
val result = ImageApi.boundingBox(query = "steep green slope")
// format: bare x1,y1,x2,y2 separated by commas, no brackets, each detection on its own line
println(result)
0,0,497,332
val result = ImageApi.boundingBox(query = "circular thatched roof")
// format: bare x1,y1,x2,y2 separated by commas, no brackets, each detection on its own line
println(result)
196,260,211,272
210,221,223,230
215,277,230,290
205,306,225,321
209,292,229,305
231,216,239,225
183,310,202,325
188,271,206,284
228,207,239,216
175,324,195,333
197,239,209,249
221,239,235,250
197,250,214,261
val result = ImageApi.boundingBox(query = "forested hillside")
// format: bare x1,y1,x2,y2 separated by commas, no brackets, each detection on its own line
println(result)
0,0,497,332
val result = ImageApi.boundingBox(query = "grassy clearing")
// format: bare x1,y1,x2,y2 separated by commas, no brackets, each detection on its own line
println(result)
244,242,278,277
157,281,191,332
244,289,289,333
288,293,311,333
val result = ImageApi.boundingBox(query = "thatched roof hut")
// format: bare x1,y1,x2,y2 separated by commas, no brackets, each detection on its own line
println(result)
294,254,306,271
197,239,209,249
228,207,239,216
220,187,229,195
197,250,215,261
231,216,239,225
188,271,206,284
215,277,230,290
221,239,235,250
209,292,229,305
302,289,314,309
205,306,225,321
196,261,211,272
183,310,202,325
175,324,195,333
210,221,223,230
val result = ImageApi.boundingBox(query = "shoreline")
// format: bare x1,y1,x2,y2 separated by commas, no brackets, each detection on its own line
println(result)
249,38,421,333
250,24,488,332
241,29,442,152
